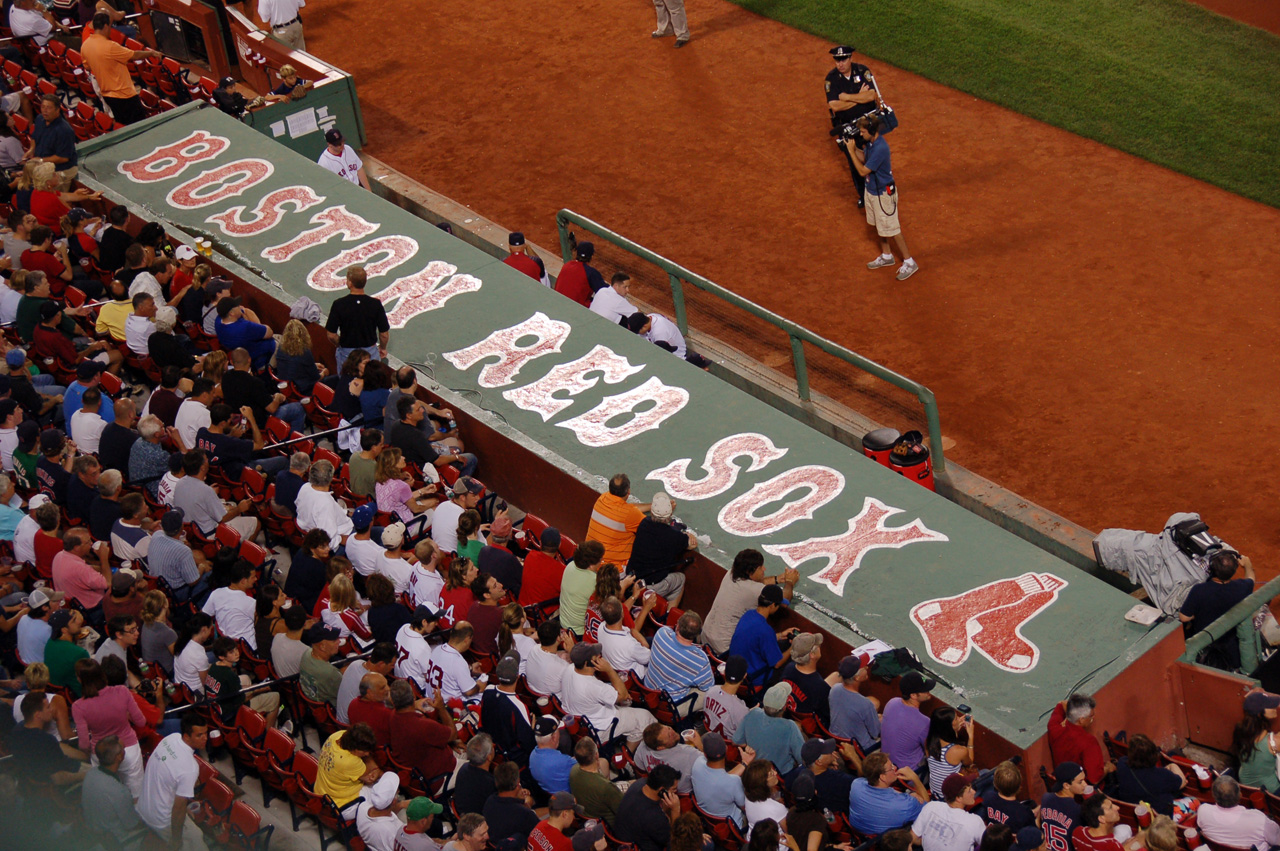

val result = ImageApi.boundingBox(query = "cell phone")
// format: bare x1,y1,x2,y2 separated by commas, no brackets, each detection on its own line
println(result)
957,704,971,714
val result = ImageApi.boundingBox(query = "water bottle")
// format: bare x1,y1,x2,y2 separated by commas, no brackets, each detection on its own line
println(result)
448,418,457,431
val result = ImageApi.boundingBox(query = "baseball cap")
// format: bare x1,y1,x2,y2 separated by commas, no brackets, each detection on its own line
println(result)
38,301,62,321
701,732,727,761
452,476,484,496
160,508,185,534
303,623,341,645
39,428,65,455
175,245,197,260
493,651,520,685
28,588,52,608
508,232,525,246
541,527,561,551
216,296,243,318
762,681,792,712
28,492,51,510
899,671,936,696
572,823,605,851
367,772,399,809
723,655,748,684
1054,761,1084,789
575,241,594,260
791,632,822,661
791,770,818,804
406,796,443,821
49,609,74,633
0,399,18,422
549,791,585,816
830,45,855,59
381,522,406,548
1016,827,1046,851
219,76,236,88
77,360,105,380
650,492,673,520
942,772,976,802
352,503,375,531
66,207,92,224
490,515,512,538
5,348,25,368
569,642,601,666
534,715,560,737
801,738,838,766
111,571,136,595
759,584,784,606
412,604,440,623
1244,692,1280,716
838,653,871,679
18,420,40,450
205,276,232,297
325,128,344,145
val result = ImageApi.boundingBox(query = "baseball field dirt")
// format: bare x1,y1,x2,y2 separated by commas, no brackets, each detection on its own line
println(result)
1188,0,1280,33
302,0,1280,580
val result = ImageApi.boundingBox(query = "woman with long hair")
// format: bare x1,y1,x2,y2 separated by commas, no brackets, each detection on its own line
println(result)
374,446,436,524
72,658,146,795
496,602,539,672
455,509,484,565
584,562,643,642
671,811,720,851
747,818,800,851
322,573,372,646
312,556,357,619
284,528,331,615
276,318,327,394
202,348,229,390
439,556,478,630
200,273,229,336
254,585,286,655
926,705,975,799
328,348,370,422
743,759,789,838
359,360,393,429
1111,733,1186,816
1231,705,1279,791
60,212,99,267
139,590,177,677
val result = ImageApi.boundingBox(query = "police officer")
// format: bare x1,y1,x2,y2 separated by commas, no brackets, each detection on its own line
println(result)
825,45,879,207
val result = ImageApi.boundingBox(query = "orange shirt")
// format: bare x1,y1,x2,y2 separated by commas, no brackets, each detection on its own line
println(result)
586,492,646,565
81,33,137,99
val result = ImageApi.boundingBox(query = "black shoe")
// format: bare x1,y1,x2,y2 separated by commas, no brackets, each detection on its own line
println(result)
857,198,865,209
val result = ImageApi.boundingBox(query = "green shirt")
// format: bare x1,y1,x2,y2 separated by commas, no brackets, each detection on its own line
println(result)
15,296,78,343
44,638,89,697
570,765,623,825
299,651,343,706
1239,737,1280,792
348,454,376,498
458,539,482,566
559,566,597,635
11,449,38,493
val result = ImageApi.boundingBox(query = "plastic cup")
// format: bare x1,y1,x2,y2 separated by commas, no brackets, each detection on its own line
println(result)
1184,829,1201,849
681,729,695,742
1135,805,1152,828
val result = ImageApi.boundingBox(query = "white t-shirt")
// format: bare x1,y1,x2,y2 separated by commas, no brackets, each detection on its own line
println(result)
525,646,570,697
0,425,17,470
317,145,364,185
646,313,687,359
0,287,23,325
335,659,368,725
703,685,749,740
394,624,432,689
745,796,789,840
427,642,476,703
512,632,539,676
272,633,307,678
202,587,257,649
157,472,181,505
430,500,464,554
70,409,108,454
356,801,405,851
913,802,986,851
137,733,199,835
8,6,53,44
559,667,619,733
296,486,354,549
598,625,651,677
128,272,164,303
175,399,211,450
124,314,156,356
1196,804,1280,851
376,553,413,595
14,514,38,564
346,535,383,577
589,287,638,325
174,639,209,692
409,563,444,608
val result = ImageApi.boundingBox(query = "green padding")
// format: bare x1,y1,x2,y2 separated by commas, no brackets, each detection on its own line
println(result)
75,109,1176,747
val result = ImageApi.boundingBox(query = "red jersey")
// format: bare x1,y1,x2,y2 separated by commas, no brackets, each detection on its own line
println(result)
554,260,591,307
437,587,474,630
347,697,393,746
504,252,542,281
528,821,572,851
1072,828,1125,851
30,190,70,229
21,249,70,295
518,550,566,606
32,323,78,366
1047,703,1107,783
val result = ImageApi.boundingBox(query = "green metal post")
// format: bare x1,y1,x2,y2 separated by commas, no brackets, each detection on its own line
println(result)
669,275,688,335
789,335,810,402
918,388,946,473
556,215,573,264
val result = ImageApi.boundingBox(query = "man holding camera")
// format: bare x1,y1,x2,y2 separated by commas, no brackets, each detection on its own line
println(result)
853,114,919,281
826,45,879,208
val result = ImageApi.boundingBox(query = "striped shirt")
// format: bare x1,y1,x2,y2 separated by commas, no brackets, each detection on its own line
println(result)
644,626,714,699
585,493,646,565
147,532,201,589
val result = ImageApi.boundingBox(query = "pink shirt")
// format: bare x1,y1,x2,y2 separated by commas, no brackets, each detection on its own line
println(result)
375,478,415,523
52,550,109,608
72,684,145,750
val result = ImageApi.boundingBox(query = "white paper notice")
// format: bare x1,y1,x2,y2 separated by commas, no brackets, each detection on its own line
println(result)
270,121,286,138
286,109,318,138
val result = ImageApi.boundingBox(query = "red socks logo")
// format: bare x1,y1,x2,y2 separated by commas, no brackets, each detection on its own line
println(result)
910,573,1067,673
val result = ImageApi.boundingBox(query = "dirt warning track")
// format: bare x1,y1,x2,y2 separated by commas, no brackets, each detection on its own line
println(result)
304,0,1280,578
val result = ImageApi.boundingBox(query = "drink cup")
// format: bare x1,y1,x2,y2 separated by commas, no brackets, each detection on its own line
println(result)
681,729,695,742
1135,804,1152,828
1184,829,1201,849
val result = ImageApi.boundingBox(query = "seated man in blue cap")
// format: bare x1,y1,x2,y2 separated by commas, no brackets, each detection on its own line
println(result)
503,232,543,282
1041,762,1088,851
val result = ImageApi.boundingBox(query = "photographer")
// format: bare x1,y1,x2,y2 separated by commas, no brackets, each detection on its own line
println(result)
853,113,919,280
825,45,879,207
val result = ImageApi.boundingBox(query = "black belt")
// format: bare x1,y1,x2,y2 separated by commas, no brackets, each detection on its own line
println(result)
273,16,300,28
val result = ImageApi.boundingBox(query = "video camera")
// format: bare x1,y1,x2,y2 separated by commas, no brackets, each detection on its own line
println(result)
839,105,900,143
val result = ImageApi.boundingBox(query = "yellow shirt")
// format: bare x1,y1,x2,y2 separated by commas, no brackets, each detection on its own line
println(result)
95,300,134,342
313,731,365,806
81,34,137,99
586,492,647,566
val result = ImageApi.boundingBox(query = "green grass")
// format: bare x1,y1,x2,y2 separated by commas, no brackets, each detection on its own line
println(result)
729,0,1280,207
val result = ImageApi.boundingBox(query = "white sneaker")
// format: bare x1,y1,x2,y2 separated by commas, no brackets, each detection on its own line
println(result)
867,255,896,270
896,260,919,280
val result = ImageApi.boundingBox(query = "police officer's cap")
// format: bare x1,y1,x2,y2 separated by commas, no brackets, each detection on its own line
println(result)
830,45,855,60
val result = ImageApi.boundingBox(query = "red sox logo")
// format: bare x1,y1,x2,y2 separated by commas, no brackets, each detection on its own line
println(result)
909,573,1067,673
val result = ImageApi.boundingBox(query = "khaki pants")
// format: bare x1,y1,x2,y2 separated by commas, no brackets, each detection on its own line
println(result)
652,0,689,39
272,20,305,51
58,166,79,191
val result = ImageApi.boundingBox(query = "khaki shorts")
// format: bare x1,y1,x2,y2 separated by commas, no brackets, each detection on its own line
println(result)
865,187,901,238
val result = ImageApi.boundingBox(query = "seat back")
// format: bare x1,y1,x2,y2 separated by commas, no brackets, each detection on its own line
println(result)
693,800,745,851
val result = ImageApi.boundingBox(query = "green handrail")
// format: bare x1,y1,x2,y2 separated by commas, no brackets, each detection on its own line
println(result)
556,209,947,472
1181,574,1280,666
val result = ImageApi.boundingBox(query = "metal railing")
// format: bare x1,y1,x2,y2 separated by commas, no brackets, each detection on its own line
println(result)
555,209,948,472
1180,574,1280,674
